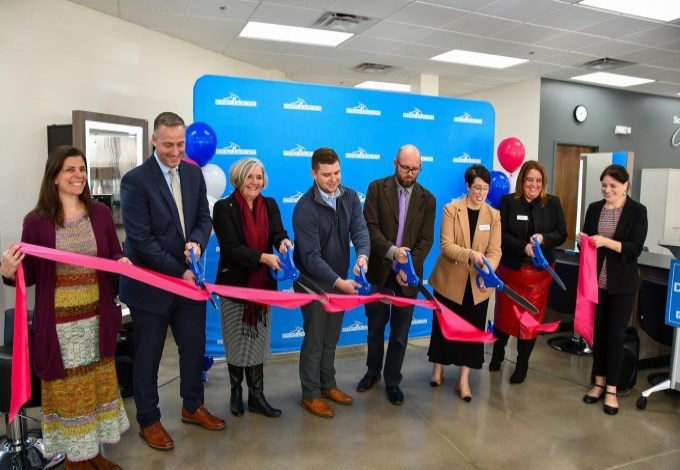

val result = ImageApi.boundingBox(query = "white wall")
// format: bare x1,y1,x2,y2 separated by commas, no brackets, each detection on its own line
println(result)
0,0,271,320
465,78,541,188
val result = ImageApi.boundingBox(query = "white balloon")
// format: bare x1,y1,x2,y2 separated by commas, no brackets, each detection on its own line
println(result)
206,195,217,219
202,163,227,199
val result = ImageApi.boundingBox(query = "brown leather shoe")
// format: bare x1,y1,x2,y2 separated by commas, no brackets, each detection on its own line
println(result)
181,404,226,430
321,387,353,405
139,421,174,451
89,453,122,470
301,398,334,418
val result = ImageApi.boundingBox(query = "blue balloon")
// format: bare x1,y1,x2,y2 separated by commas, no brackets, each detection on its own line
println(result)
487,170,510,209
185,122,217,167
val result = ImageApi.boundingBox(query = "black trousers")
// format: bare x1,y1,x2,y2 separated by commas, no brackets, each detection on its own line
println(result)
592,289,635,386
131,296,206,426
365,272,415,386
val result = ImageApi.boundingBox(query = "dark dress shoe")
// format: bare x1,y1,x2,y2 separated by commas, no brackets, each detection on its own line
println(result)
386,386,404,405
181,404,226,430
357,373,380,392
488,359,502,371
583,384,605,404
603,391,619,415
301,398,334,418
139,422,174,450
231,387,244,416
509,361,528,384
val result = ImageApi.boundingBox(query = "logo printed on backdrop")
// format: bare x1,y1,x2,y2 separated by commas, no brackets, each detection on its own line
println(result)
282,144,314,158
452,152,482,164
346,147,380,160
453,112,483,125
282,191,305,204
346,103,381,116
356,191,366,204
342,320,368,333
411,317,427,326
403,107,435,120
283,97,322,112
282,326,306,339
215,92,257,107
215,142,257,156
422,155,434,162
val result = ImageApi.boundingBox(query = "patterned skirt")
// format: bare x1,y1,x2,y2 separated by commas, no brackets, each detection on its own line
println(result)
219,297,272,366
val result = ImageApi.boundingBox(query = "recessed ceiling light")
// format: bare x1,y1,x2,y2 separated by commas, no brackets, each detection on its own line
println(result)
571,72,655,87
430,50,528,69
355,81,410,92
239,21,352,47
579,0,680,23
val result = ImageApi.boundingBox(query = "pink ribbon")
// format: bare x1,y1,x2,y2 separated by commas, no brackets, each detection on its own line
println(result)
10,242,495,417
574,235,598,346
512,304,561,339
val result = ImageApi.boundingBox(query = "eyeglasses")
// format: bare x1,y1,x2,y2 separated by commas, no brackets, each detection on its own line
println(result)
396,161,422,175
471,185,490,193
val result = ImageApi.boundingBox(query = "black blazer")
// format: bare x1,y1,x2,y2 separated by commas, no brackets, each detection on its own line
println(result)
582,197,648,295
499,193,567,270
213,192,289,290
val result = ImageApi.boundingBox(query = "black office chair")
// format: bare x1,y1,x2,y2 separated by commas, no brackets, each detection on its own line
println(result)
545,261,591,355
1,309,65,469
637,279,673,385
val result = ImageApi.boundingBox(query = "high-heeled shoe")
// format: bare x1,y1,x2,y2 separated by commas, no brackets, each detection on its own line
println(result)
583,384,605,404
455,384,472,403
603,391,619,415
430,368,444,388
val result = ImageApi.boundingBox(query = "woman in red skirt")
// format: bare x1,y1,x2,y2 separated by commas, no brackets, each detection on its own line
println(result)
491,160,567,383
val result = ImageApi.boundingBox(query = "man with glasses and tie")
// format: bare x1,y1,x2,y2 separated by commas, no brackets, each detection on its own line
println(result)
120,112,225,452
356,144,436,405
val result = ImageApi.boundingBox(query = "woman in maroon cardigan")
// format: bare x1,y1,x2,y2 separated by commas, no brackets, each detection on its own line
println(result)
2,145,130,470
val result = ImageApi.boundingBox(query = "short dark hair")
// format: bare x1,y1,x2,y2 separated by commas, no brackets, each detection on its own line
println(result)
154,112,185,133
600,164,629,185
464,164,490,186
311,147,339,171
35,145,92,227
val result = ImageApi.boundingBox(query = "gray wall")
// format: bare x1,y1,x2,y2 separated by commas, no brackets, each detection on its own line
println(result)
538,78,680,199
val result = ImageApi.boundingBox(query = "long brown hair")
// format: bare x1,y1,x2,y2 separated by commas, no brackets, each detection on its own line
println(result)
513,160,548,207
35,145,92,227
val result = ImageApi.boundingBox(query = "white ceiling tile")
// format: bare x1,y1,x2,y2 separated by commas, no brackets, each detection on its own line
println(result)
504,44,565,61
264,0,336,9
423,0,495,13
249,2,326,27
492,24,564,44
388,42,449,59
413,29,479,49
339,36,404,54
532,31,605,50
120,9,184,30
530,4,613,30
576,40,645,58
119,0,189,14
617,48,680,64
578,16,660,39
646,53,680,70
620,25,680,47
443,13,518,36
388,2,468,28
182,16,244,37
363,20,433,42
327,0,412,19
478,0,566,22
541,51,601,67
227,37,287,53
461,38,521,55
186,0,258,20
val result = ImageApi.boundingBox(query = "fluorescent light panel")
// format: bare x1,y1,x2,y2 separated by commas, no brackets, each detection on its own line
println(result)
579,0,680,23
571,72,655,87
239,21,352,47
430,50,528,69
355,81,410,92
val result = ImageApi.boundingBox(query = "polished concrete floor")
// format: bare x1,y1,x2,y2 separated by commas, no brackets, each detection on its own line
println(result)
5,331,680,469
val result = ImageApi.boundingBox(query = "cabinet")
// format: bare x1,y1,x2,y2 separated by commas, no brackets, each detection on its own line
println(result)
640,169,680,255
72,111,148,224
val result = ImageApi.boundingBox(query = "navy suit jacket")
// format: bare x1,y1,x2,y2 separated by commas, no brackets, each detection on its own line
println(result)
119,156,212,312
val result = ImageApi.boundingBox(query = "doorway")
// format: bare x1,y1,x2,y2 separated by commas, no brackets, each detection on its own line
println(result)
553,143,598,242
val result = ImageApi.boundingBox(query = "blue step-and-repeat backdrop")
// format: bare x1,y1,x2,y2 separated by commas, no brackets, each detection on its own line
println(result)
193,75,495,356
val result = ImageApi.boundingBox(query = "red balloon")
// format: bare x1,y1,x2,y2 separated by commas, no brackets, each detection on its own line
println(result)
497,137,525,174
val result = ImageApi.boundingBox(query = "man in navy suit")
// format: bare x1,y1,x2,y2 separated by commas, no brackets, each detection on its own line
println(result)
120,112,225,451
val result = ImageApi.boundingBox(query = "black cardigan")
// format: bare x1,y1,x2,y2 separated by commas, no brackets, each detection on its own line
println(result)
581,197,648,295
212,192,289,289
499,193,567,270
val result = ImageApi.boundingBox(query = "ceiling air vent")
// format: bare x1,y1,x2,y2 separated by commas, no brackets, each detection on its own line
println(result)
352,63,397,74
579,57,636,71
314,12,371,32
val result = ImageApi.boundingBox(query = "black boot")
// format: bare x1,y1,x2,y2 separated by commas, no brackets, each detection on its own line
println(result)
510,338,536,384
228,364,244,417
245,364,281,418
489,331,509,371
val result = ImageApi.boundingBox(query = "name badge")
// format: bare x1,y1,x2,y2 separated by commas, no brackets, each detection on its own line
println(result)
517,215,529,221
479,224,490,231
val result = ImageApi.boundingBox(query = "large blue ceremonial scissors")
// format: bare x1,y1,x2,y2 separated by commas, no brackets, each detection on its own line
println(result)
189,247,219,310
395,251,441,311
473,258,539,314
270,247,328,303
530,236,566,290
